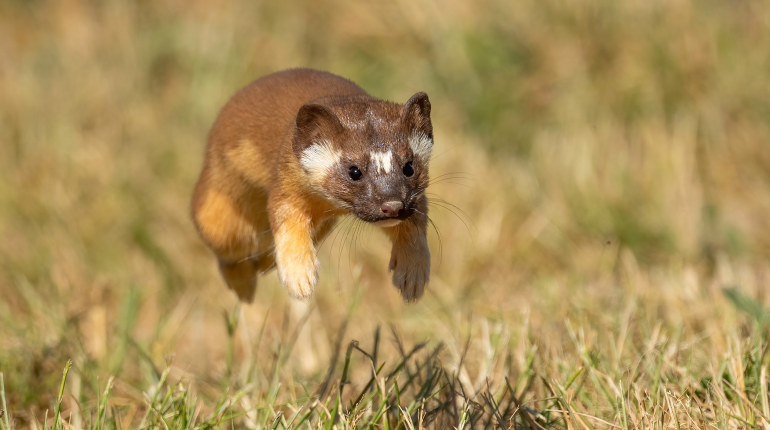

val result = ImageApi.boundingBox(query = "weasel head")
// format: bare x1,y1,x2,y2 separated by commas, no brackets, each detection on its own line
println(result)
293,92,433,226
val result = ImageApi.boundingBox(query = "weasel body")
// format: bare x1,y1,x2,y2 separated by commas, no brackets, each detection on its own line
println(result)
191,69,433,302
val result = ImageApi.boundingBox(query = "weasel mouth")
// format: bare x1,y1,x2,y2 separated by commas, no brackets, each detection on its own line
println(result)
374,219,402,227
372,210,413,227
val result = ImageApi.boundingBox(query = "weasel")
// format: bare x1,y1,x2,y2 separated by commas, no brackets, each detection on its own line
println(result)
191,69,433,303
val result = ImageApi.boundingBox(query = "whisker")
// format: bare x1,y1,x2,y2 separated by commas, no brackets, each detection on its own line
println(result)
413,208,443,269
428,173,474,182
347,219,357,278
326,215,354,265
358,219,369,250
427,201,475,239
430,171,475,180
316,214,349,250
429,175,474,181
408,188,427,203
243,217,323,264
429,148,453,162
321,205,348,215
344,217,364,280
236,247,273,264
336,216,357,281
428,178,474,187
366,221,374,250
426,196,477,230
348,219,366,280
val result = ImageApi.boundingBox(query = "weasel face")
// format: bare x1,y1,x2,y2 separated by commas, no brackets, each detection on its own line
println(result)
339,142,429,225
298,133,431,224
295,93,434,226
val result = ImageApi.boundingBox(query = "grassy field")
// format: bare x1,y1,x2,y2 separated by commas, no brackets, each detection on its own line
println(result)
2,0,770,428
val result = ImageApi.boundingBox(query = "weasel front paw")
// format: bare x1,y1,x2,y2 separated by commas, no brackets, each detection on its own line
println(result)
278,256,320,300
389,247,430,303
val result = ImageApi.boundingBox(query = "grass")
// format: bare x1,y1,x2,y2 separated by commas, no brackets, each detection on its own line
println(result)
2,0,770,428
5,291,770,430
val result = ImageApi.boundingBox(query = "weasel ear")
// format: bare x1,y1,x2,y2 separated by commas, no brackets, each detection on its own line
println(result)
293,104,344,157
401,92,432,139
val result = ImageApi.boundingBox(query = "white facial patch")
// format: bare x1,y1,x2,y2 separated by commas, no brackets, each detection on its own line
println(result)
408,133,433,162
371,151,394,174
375,219,402,227
299,140,341,182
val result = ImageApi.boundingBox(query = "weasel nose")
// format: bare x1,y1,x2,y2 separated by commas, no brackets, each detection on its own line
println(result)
381,201,404,217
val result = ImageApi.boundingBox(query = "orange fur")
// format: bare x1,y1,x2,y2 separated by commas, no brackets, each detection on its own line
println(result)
191,69,432,302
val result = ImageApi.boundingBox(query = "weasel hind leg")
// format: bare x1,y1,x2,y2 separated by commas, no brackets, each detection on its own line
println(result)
193,182,275,302
218,258,258,302
218,252,276,303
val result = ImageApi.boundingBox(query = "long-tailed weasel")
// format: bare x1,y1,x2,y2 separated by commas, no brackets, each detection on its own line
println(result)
191,69,433,303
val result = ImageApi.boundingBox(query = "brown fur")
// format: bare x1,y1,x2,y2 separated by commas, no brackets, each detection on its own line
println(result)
191,69,433,302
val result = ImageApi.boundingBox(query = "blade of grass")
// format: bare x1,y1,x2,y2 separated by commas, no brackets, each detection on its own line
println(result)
1,373,10,430
97,376,115,429
269,411,283,430
53,360,72,430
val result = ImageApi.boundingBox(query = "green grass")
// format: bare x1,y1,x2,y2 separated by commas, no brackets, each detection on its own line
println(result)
4,291,770,429
2,0,770,428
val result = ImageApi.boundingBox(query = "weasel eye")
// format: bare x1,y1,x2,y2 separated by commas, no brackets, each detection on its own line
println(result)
403,161,414,177
348,166,362,181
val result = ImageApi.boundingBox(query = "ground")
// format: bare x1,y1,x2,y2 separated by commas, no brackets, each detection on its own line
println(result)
1,0,770,428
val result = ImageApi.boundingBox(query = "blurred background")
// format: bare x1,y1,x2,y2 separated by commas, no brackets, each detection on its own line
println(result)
2,0,770,426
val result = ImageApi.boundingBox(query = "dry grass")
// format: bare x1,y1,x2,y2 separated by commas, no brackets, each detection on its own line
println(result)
2,0,770,428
